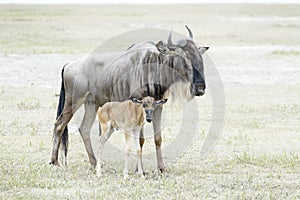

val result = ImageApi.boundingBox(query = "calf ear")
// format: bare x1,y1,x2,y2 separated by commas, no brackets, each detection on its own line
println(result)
155,99,168,105
131,97,143,104
198,46,209,55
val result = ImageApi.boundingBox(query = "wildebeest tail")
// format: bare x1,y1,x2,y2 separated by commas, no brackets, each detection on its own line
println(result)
56,65,68,150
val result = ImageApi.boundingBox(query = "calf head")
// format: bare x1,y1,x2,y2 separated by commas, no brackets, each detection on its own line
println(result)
131,96,168,123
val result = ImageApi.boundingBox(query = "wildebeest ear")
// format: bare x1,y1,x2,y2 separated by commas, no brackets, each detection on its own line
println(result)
131,97,143,104
155,99,168,105
198,46,209,55
176,39,187,47
155,40,169,54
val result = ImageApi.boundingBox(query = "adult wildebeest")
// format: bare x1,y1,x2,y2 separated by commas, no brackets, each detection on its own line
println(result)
50,26,209,172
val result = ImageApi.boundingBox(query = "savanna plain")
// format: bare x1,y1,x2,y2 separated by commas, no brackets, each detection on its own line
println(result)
0,4,300,199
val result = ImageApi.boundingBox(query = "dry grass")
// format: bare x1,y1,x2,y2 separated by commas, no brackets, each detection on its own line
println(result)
1,84,300,199
1,4,300,199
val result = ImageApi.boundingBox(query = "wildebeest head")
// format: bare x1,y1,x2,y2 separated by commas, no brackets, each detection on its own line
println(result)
156,26,209,96
131,96,168,123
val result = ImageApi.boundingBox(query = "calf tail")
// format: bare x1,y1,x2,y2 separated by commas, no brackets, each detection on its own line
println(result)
98,122,101,136
56,66,68,151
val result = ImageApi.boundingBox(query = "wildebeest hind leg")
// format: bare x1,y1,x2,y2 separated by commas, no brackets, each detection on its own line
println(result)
60,129,68,166
51,110,73,166
51,94,87,166
78,102,97,167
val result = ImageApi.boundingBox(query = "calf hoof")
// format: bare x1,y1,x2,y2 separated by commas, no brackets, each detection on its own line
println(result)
96,172,102,178
96,165,102,177
140,174,145,179
135,170,146,177
123,174,129,180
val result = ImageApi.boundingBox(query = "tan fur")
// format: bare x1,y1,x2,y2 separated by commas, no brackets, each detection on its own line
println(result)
96,97,158,179
98,100,145,130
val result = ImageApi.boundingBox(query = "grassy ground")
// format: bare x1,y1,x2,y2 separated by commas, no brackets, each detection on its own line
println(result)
1,4,300,199
0,85,299,199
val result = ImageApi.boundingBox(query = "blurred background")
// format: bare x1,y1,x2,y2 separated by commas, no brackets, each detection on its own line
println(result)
0,0,299,54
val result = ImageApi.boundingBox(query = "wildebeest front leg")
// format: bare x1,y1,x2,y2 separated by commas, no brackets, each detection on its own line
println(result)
79,102,98,167
152,106,166,172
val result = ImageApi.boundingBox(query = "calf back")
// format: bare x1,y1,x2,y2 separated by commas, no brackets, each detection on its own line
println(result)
98,101,144,130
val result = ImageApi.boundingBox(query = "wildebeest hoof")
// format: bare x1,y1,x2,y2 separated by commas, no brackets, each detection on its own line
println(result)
49,161,59,166
159,167,167,173
90,163,96,169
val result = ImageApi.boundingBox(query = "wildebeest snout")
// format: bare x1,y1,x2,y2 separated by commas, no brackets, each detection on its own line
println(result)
145,109,153,123
191,83,206,96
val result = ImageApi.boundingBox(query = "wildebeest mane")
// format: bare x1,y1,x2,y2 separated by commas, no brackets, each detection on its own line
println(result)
98,42,192,103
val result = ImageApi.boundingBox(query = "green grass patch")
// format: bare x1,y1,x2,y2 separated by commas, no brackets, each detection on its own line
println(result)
17,98,41,110
271,50,300,56
235,151,300,170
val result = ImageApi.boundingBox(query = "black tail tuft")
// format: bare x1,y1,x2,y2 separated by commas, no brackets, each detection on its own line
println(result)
56,67,66,119
98,122,101,136
56,66,68,150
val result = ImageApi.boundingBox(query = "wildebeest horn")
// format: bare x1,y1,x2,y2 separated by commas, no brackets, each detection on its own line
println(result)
168,28,173,46
185,25,193,40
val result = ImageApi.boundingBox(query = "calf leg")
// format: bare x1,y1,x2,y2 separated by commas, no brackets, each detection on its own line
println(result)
152,106,166,172
123,132,131,179
136,127,144,173
139,127,145,153
134,129,144,178
96,122,113,177
79,102,98,167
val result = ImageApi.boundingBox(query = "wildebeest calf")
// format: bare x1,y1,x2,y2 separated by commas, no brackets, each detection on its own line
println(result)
96,96,167,179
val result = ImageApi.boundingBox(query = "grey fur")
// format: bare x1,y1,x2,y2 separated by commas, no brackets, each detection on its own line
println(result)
50,27,208,171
